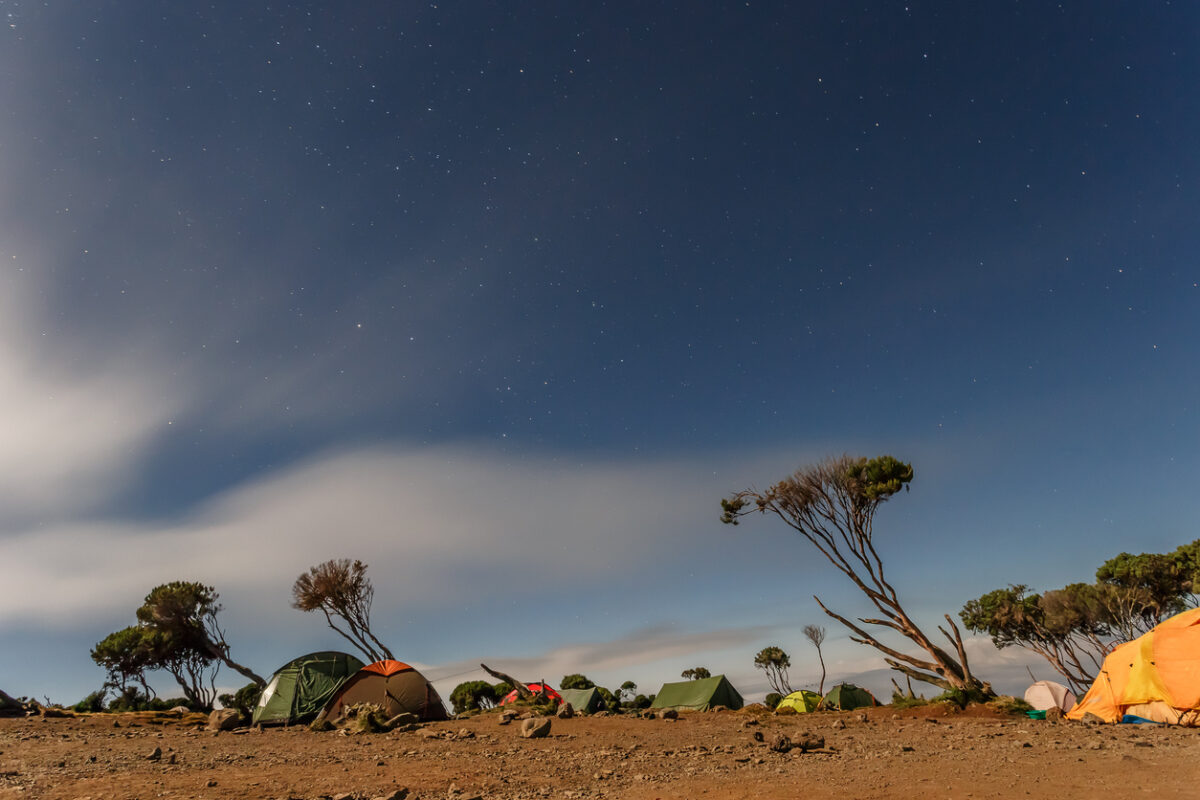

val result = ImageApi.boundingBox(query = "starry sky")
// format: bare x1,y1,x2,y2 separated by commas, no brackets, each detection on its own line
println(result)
1,2,1198,706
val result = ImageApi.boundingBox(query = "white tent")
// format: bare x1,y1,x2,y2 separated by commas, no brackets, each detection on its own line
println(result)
1024,680,1076,712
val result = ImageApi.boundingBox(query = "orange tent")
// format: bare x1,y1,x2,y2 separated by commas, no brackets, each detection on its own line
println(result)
1067,607,1200,725
316,659,449,723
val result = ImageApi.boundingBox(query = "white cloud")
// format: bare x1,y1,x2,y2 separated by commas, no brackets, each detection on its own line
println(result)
0,270,181,520
0,443,768,629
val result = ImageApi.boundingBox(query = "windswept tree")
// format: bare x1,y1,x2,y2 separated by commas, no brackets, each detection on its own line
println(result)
803,624,828,696
681,667,711,680
723,455,991,697
753,646,793,696
618,680,638,703
137,582,264,687
92,582,260,711
91,623,218,709
292,559,394,663
960,584,1108,695
962,540,1200,694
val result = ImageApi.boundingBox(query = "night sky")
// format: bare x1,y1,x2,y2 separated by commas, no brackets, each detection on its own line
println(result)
2,2,1198,705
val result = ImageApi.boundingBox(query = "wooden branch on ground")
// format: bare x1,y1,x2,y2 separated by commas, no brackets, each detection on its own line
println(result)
480,664,532,700
882,659,956,692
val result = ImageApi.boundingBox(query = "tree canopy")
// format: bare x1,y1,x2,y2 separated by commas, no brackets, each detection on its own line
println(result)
753,646,793,696
681,667,711,680
292,559,394,663
560,674,595,690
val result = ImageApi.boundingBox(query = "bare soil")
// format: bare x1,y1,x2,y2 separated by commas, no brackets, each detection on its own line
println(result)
1,705,1198,800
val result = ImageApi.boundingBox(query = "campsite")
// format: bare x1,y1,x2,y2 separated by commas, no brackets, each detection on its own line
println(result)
3,700,1200,800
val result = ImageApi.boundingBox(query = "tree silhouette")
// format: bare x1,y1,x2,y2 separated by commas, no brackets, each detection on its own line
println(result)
803,625,827,697
723,455,990,696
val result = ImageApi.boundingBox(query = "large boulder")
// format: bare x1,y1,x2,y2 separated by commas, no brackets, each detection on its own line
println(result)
207,709,242,732
519,717,552,739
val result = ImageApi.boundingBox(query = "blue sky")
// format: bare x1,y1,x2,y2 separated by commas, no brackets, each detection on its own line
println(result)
1,2,1197,706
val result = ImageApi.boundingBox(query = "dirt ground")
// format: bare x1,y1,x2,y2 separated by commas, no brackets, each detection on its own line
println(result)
2,704,1198,800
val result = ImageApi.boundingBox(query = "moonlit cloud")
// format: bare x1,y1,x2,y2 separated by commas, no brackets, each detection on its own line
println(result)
0,274,182,521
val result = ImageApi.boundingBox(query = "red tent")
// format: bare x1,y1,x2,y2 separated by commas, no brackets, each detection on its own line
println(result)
499,683,562,705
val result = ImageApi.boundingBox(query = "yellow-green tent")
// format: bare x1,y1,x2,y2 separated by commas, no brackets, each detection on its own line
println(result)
1067,607,1200,725
776,689,822,713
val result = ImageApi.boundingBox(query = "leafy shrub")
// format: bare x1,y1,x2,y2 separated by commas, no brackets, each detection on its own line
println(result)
217,683,263,718
450,681,499,714
931,687,993,709
764,692,782,710
890,691,929,709
986,695,1034,715
73,690,107,713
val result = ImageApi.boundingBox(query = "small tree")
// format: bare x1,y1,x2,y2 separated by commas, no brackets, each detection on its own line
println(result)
764,692,782,709
617,680,637,703
803,625,827,696
91,626,157,698
681,667,711,680
753,646,793,696
723,455,991,696
449,681,499,714
560,674,595,690
292,559,394,663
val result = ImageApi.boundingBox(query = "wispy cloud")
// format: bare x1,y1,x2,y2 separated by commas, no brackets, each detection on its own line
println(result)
0,272,182,522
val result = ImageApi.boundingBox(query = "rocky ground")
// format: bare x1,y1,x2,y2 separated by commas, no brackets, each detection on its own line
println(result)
1,704,1197,800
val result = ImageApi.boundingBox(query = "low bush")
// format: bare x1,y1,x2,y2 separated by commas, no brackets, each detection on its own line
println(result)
73,690,107,713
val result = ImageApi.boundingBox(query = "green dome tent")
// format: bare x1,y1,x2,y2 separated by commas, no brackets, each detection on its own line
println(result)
559,686,609,714
252,651,365,726
776,689,822,713
822,683,878,711
650,674,743,712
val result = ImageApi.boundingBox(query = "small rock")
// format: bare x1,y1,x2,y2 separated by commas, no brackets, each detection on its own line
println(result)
1133,741,1154,748
752,730,764,742
769,734,792,753
205,779,217,788
520,717,552,739
420,728,444,739
1046,707,1064,722
831,718,846,730
658,709,678,720
742,718,759,727
856,713,868,723
1080,712,1106,726
557,702,574,719
498,710,519,726
371,790,409,800
146,746,162,762
456,728,475,739
900,745,914,753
